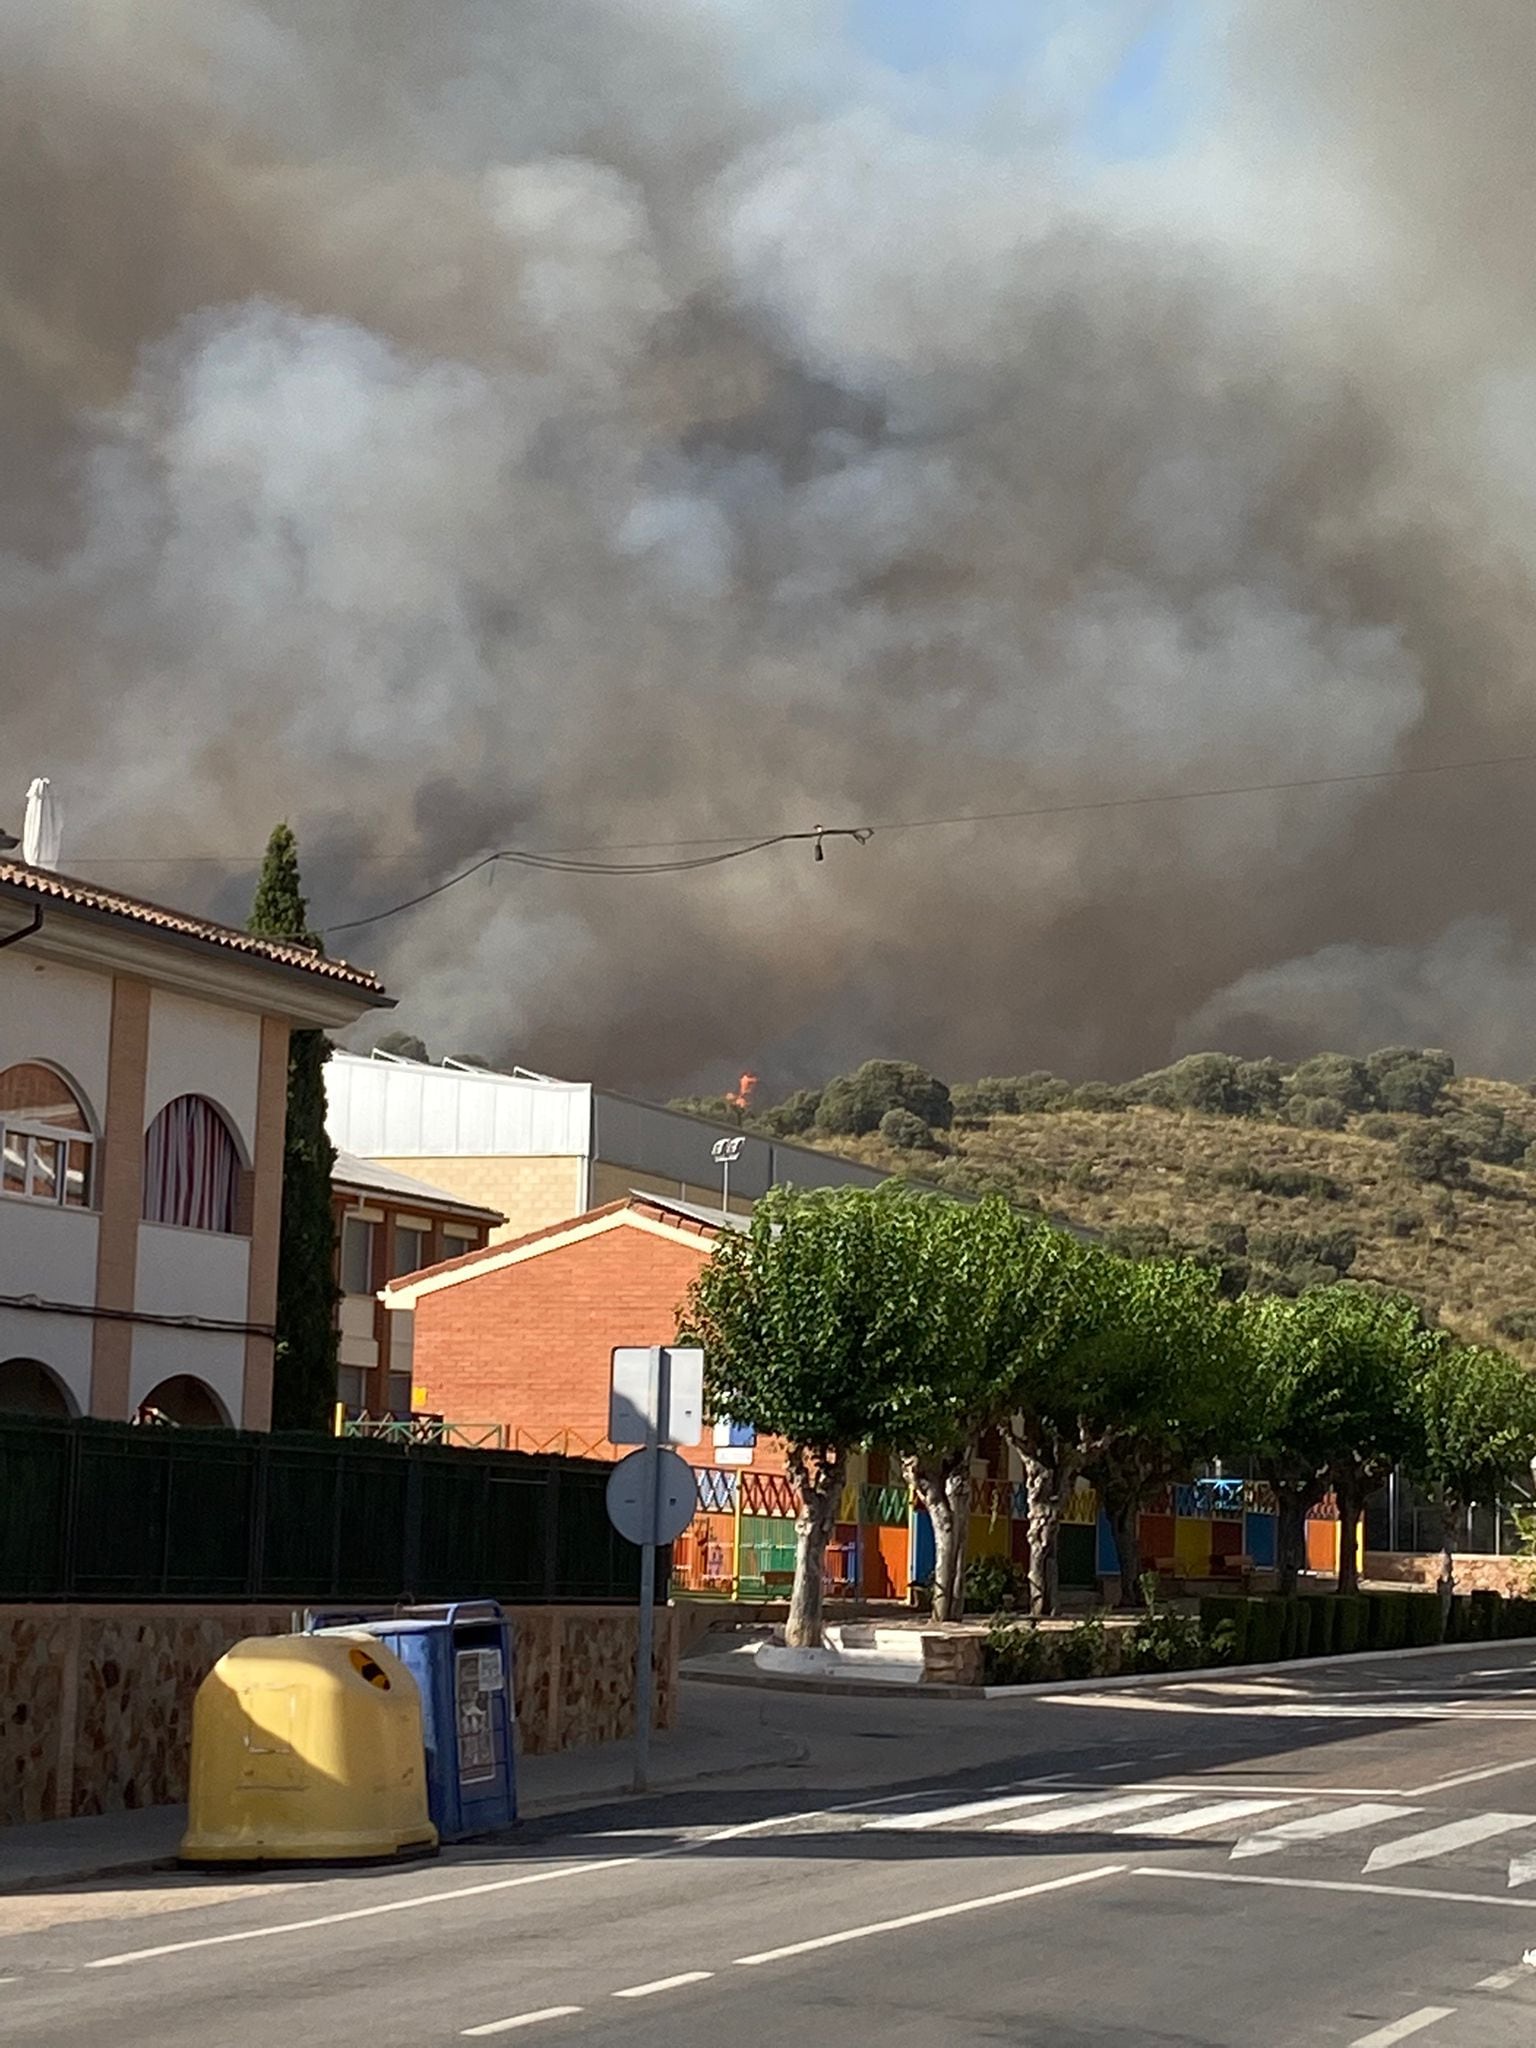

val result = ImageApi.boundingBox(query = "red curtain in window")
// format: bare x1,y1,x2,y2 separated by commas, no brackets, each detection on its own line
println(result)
143,1096,239,1232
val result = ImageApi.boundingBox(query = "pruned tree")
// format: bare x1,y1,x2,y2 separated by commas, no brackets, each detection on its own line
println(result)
1243,1287,1432,1594
681,1186,948,1647
1414,1343,1536,1610
875,1197,1043,1622
1077,1259,1245,1604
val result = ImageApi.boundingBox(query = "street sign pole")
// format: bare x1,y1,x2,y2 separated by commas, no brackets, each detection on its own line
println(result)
632,1348,669,1791
605,1344,702,1795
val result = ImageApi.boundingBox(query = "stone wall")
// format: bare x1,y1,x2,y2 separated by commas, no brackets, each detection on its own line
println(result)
2,1602,677,1828
1365,1550,1532,1597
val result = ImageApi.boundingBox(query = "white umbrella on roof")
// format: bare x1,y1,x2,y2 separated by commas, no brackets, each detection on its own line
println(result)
21,778,62,870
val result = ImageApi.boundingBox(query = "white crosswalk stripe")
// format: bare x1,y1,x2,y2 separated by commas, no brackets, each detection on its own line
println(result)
989,1792,1187,1834
1231,1803,1413,1861
844,1785,1536,1891
865,1793,1062,1832
1363,1813,1536,1874
1116,1797,1295,1838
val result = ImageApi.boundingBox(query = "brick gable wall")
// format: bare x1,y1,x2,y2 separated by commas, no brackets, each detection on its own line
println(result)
412,1219,712,1455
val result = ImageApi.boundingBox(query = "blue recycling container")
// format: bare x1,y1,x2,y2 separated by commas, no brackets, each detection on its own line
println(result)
307,1601,517,1840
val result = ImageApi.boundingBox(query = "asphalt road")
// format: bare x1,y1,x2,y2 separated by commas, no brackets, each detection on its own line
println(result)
8,1643,1536,2046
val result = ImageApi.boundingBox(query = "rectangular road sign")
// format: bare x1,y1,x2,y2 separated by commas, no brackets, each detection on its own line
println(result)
609,1346,704,1446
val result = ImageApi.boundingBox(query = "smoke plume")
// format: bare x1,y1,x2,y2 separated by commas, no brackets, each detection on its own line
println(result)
6,1,1536,1093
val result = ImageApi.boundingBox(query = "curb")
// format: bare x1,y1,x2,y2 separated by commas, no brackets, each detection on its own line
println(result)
985,1629,1536,1698
681,1633,1536,1704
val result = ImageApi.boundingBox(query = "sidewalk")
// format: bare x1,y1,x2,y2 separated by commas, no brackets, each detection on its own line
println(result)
0,1688,807,1897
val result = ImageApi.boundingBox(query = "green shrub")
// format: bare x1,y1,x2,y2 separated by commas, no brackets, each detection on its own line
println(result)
983,1623,1054,1685
1200,1595,1250,1665
1470,1589,1502,1640
1273,1597,1301,1661
1245,1598,1286,1663
878,1107,935,1151
964,1554,1030,1613
1126,1603,1204,1675
1303,1598,1336,1657
1446,1594,1470,1643
1404,1594,1444,1648
1506,1596,1536,1638
1335,1595,1365,1654
1057,1613,1109,1680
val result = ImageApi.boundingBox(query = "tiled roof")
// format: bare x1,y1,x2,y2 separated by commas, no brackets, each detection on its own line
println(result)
0,859,385,995
384,1191,734,1296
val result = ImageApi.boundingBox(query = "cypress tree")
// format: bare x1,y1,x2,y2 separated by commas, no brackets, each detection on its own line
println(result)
249,824,339,1431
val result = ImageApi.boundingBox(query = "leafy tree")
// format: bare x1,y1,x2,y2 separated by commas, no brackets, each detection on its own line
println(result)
1158,1053,1255,1116
375,1030,429,1062
1236,1058,1288,1115
1443,1107,1525,1166
1289,1053,1373,1112
1302,1097,1348,1131
1244,1288,1432,1595
1076,1259,1245,1603
1414,1343,1536,1607
1398,1122,1472,1186
874,1198,1044,1621
248,824,339,1433
1367,1045,1454,1113
1065,1081,1129,1112
682,1187,943,1645
878,1107,934,1151
814,1059,953,1137
759,1088,821,1137
993,1228,1101,1616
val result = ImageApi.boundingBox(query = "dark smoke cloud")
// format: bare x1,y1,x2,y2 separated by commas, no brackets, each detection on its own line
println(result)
5,1,1536,1093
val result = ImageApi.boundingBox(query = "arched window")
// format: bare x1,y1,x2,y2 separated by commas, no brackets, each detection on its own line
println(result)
136,1375,230,1428
0,1357,77,1418
0,1062,93,1208
143,1095,241,1233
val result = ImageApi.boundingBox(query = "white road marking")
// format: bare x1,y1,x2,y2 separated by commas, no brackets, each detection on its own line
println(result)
734,1864,1126,1966
1133,1866,1536,1912
1232,1803,1412,1861
990,1793,1186,1833
1348,2009,1456,2047
1474,1968,1523,1990
1510,1855,1536,1890
81,1792,933,1972
1365,1814,1536,1874
1044,1695,1536,1720
1117,1798,1294,1838
1409,1758,1536,1797
462,2008,583,2036
866,1793,1061,1832
613,1972,714,1999
86,1858,638,1968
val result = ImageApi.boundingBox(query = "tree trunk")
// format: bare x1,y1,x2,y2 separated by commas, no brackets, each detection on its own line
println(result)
903,1451,971,1622
1016,1442,1076,1618
1106,1499,1142,1607
1438,1498,1458,1621
786,1446,844,1648
944,1463,973,1621
1274,1487,1310,1598
1335,1480,1363,1596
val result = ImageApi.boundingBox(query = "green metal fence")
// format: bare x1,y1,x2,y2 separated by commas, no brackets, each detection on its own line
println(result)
0,1417,657,1604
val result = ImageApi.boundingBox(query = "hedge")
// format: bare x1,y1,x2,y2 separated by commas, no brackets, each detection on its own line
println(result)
1335,1594,1366,1654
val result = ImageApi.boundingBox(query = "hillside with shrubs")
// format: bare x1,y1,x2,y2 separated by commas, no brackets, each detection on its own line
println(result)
672,1047,1536,1364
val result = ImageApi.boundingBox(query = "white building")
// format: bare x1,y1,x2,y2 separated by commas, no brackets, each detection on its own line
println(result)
0,859,388,1426
324,1050,885,1247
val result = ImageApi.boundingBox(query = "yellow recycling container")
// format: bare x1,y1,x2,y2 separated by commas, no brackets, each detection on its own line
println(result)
180,1632,438,1865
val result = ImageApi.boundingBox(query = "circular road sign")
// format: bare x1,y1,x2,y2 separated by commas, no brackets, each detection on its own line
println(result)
605,1446,697,1548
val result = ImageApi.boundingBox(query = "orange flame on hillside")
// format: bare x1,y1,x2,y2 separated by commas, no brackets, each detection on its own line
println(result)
726,1071,758,1113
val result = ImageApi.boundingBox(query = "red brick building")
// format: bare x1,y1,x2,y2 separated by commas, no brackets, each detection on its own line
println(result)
382,1191,779,1467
